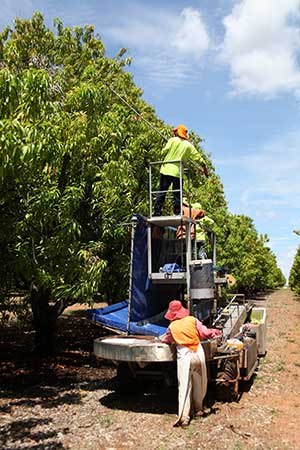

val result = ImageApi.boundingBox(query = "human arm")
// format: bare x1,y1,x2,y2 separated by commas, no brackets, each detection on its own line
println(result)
194,208,206,220
160,327,175,344
202,164,209,178
196,319,222,340
186,142,209,178
200,216,214,227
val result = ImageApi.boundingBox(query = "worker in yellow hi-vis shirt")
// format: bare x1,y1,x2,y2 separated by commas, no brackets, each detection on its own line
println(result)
154,125,208,216
192,202,214,259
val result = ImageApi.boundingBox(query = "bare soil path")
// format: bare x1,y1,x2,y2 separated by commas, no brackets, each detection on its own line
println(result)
1,288,300,450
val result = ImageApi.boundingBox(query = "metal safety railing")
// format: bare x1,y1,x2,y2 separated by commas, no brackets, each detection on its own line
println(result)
149,160,191,218
212,294,245,327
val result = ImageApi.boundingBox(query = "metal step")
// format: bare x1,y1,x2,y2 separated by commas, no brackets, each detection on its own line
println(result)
150,272,187,284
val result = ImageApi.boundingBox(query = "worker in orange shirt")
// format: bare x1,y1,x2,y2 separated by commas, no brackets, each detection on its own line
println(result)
176,198,206,240
161,300,221,427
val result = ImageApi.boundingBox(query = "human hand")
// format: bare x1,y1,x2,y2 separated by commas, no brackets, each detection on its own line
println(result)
203,166,209,178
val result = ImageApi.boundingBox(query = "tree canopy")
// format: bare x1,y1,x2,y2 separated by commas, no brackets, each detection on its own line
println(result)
289,246,300,297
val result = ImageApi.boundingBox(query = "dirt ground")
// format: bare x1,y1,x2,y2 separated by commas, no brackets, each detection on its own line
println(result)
1,288,300,450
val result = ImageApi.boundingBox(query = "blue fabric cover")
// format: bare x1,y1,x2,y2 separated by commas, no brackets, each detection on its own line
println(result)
89,214,181,336
88,301,167,337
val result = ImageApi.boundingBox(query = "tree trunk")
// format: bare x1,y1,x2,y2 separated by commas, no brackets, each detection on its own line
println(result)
29,284,64,355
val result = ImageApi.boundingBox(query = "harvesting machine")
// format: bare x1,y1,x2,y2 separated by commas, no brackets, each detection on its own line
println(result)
89,161,266,396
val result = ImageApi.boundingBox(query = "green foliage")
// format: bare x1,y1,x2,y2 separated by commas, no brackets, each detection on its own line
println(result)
216,214,285,293
0,12,164,312
289,246,300,296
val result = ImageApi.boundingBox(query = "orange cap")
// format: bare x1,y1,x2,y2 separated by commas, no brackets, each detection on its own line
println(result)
173,124,188,140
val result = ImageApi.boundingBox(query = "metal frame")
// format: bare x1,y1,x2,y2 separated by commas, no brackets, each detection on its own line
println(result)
149,160,188,218
147,158,217,314
127,216,138,334
146,215,194,310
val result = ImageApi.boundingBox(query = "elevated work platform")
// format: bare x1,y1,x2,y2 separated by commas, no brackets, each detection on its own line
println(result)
150,272,187,284
147,215,193,227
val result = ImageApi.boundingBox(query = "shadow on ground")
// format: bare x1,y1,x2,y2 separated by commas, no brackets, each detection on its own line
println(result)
0,417,68,450
100,385,178,415
0,317,115,449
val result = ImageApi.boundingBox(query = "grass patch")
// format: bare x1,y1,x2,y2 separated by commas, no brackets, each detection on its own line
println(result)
233,441,244,450
97,413,115,428
185,425,195,438
278,331,286,338
271,407,277,417
275,361,285,372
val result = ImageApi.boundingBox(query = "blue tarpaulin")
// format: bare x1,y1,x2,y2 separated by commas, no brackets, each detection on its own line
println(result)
88,214,181,336
89,301,167,337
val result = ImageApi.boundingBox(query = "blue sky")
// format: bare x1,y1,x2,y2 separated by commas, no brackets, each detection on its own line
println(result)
1,0,300,279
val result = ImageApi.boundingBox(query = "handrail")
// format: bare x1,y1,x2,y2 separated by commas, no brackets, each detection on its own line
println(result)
150,159,182,166
212,294,242,327
149,160,186,218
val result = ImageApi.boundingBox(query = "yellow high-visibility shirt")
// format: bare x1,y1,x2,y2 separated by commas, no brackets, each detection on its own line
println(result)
160,137,204,178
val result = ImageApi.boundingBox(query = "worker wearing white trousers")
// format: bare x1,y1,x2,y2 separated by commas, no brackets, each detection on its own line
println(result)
176,345,207,425
161,300,221,427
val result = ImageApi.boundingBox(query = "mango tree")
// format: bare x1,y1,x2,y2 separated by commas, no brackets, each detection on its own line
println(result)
215,214,285,294
0,13,166,353
289,246,300,296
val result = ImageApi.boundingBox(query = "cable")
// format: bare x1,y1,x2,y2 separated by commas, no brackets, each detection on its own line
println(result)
100,79,168,142
101,80,204,169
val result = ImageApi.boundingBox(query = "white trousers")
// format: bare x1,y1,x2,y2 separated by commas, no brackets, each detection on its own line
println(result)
176,344,207,424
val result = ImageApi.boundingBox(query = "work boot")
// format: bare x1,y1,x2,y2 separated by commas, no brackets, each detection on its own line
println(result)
174,416,190,428
179,419,190,428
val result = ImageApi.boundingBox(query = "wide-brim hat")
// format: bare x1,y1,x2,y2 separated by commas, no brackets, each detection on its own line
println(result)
173,124,188,140
165,300,189,321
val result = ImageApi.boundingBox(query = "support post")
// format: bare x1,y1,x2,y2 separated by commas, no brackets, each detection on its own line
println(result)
147,223,152,279
127,215,138,335
149,164,153,218
212,233,217,266
179,160,183,214
186,219,192,313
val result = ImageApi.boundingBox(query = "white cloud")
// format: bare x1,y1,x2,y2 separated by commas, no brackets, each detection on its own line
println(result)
101,5,210,85
220,0,300,96
173,8,209,61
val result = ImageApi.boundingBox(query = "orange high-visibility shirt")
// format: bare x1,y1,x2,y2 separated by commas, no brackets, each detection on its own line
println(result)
176,205,205,240
169,316,200,352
